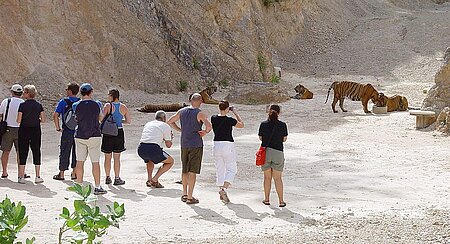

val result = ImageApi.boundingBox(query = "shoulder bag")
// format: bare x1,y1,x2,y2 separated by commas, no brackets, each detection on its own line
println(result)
0,98,12,136
100,102,118,136
255,123,276,166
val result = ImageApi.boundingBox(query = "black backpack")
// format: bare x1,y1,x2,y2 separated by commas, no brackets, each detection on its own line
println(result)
62,98,77,130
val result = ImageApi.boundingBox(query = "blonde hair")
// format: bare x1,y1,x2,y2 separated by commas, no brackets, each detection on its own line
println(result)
24,85,37,98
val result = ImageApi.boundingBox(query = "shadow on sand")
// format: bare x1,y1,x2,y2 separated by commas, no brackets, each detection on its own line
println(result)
0,178,57,198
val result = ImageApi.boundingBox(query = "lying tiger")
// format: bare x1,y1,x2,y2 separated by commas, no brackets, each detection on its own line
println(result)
325,81,379,113
137,103,188,113
291,84,313,99
374,93,408,112
200,86,220,104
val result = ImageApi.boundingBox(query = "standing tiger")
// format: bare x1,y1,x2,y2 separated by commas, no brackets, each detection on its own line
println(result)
374,93,408,112
325,81,379,113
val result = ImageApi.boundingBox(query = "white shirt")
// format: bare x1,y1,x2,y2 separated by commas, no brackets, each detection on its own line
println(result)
0,97,24,128
140,120,172,148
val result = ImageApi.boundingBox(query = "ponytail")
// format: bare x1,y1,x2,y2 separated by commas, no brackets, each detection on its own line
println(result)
267,104,280,122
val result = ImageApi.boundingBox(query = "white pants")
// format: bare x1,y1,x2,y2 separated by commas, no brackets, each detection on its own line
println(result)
213,141,237,186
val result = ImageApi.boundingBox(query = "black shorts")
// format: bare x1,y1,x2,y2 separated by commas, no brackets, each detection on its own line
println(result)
101,128,126,153
137,143,169,164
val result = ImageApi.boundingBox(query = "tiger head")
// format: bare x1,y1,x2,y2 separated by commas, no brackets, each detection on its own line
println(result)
294,84,306,95
375,93,388,107
203,86,217,96
399,96,408,110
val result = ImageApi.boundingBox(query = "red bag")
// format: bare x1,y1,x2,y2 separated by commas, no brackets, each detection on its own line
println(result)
255,146,266,166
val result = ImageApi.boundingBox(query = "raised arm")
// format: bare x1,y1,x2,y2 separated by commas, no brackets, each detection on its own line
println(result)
167,110,181,132
232,109,244,128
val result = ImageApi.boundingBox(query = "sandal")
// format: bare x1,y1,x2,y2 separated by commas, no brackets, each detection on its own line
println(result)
146,180,152,187
181,195,188,202
186,197,199,204
279,202,287,208
24,174,30,179
150,180,164,188
262,200,270,205
71,173,77,180
1,174,8,178
53,174,65,181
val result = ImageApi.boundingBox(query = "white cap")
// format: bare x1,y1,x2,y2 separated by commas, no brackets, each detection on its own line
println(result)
11,84,23,93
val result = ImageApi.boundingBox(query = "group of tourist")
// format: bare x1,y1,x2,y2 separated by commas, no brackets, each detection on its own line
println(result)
0,83,289,207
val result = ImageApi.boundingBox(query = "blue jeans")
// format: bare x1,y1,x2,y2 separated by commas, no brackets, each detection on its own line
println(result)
59,128,76,171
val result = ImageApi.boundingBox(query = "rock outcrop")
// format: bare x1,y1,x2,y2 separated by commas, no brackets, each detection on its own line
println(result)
422,59,450,112
224,82,290,105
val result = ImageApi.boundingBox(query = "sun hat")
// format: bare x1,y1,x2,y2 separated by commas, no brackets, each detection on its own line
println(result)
11,84,23,92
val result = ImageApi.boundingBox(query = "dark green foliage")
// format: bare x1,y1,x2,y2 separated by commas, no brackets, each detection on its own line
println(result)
262,0,282,7
177,80,188,92
270,74,280,84
0,197,35,244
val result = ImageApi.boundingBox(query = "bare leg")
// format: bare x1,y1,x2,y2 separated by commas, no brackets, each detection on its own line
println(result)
182,173,188,196
35,165,40,178
272,170,284,204
152,156,174,182
18,165,25,178
75,160,84,184
113,153,121,178
186,172,197,199
104,153,112,177
1,151,10,176
146,161,155,182
263,169,272,202
92,162,101,186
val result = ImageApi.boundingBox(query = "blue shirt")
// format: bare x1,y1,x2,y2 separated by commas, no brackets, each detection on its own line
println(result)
110,102,124,128
73,100,102,139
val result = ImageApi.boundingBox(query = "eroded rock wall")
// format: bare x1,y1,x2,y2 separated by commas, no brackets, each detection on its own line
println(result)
0,0,310,97
422,61,450,112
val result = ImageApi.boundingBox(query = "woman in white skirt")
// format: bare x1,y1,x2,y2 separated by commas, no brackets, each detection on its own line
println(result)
211,100,244,203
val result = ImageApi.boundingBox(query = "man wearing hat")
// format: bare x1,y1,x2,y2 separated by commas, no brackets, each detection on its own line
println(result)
72,83,106,195
0,84,24,179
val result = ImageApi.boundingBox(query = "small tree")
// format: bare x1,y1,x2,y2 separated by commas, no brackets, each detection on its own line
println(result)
59,184,125,244
0,196,35,244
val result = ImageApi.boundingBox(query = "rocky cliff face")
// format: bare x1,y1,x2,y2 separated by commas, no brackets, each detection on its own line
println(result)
0,0,309,98
422,60,450,112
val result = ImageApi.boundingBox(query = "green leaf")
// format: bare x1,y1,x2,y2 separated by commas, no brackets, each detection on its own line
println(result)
73,200,84,212
15,216,28,232
26,237,36,244
96,216,110,228
66,218,79,228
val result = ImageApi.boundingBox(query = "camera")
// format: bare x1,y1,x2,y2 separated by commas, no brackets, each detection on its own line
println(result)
229,106,234,111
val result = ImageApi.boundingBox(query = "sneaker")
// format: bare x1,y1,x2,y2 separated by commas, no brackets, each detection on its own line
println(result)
18,177,26,184
35,177,44,184
113,177,125,186
105,176,112,184
94,186,107,195
219,189,230,203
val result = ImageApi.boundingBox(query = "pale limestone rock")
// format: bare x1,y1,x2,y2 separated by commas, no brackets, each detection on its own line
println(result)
224,82,290,105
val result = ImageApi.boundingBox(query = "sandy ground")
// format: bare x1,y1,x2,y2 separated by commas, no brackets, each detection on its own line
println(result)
1,71,450,243
2,1,450,243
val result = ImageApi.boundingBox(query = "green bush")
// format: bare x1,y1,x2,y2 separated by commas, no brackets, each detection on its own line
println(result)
262,0,282,6
177,80,188,92
270,74,280,84
192,58,200,70
58,184,125,244
218,79,229,88
257,54,267,75
0,197,35,244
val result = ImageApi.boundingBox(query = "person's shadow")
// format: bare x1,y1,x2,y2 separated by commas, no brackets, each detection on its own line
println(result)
226,203,269,222
270,206,317,225
0,179,57,198
188,205,238,225
147,188,183,199
108,185,147,202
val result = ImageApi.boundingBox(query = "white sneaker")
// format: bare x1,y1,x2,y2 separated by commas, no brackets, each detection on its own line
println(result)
18,177,26,184
35,177,44,184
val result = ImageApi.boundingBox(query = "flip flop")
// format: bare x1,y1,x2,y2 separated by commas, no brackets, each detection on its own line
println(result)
262,200,270,205
181,195,188,202
71,174,77,180
146,180,152,187
24,174,30,179
53,174,65,181
279,202,286,208
186,197,199,204
1,174,8,178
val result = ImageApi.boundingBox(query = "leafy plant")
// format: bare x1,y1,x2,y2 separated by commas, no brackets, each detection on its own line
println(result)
270,74,281,84
59,184,125,244
257,54,267,75
262,0,282,6
0,196,35,244
192,58,200,70
218,79,229,88
177,80,188,92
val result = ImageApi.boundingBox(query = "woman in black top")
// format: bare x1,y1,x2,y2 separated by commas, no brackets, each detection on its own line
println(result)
211,100,244,203
17,85,46,184
258,104,288,207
